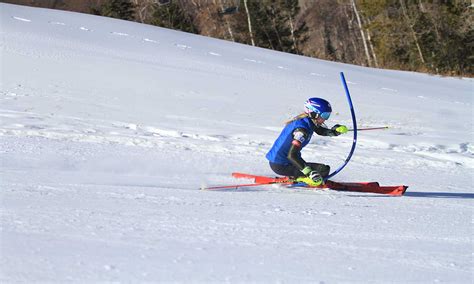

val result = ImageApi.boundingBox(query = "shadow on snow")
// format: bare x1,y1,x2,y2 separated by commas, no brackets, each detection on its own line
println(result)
403,191,474,199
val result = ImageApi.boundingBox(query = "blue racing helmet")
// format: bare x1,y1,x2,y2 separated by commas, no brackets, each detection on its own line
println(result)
304,97,332,120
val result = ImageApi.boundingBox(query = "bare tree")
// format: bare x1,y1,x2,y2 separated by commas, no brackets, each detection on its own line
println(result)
288,15,297,52
399,0,426,64
218,0,235,41
351,0,372,66
132,0,154,23
366,26,379,67
243,0,255,46
361,15,379,68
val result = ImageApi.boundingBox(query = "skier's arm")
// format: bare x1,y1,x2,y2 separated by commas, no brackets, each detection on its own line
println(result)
287,128,309,171
313,124,337,136
314,124,348,136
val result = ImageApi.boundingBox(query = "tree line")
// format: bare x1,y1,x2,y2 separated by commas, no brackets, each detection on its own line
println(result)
47,0,474,76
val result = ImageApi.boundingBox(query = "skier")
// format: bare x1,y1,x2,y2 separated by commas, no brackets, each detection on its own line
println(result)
266,97,348,186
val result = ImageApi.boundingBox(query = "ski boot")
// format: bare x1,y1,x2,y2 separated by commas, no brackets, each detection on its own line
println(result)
295,176,324,187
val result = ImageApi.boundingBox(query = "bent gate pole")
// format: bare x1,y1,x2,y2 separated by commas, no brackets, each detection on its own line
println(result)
326,72,358,180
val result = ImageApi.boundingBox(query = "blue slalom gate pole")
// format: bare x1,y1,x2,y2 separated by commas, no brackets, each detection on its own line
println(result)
325,72,358,180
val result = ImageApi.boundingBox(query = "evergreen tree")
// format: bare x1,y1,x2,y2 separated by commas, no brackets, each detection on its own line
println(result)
239,0,308,54
359,1,472,75
423,2,473,75
91,0,136,21
323,25,337,60
278,0,309,54
151,1,198,34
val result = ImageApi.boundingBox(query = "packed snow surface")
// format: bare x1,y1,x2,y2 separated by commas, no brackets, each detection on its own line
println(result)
1,3,472,283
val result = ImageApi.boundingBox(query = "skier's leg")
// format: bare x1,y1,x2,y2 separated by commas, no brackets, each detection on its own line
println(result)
307,163,330,178
269,162,301,177
270,162,330,178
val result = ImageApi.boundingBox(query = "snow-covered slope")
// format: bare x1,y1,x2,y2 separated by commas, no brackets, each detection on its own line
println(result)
1,3,472,282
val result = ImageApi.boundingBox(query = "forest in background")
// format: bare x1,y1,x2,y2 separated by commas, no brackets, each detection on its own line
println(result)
2,0,473,77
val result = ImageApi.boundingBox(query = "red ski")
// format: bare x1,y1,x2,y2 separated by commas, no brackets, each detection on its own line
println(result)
202,173,293,190
229,172,408,196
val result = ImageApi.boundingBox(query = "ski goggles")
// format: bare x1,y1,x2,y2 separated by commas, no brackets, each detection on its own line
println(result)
318,112,331,120
309,111,331,120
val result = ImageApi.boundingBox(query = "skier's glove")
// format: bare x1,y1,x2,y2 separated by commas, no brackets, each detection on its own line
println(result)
332,124,348,136
301,166,323,186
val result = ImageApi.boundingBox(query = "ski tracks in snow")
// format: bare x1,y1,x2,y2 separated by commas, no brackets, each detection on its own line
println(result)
0,108,270,158
0,106,472,171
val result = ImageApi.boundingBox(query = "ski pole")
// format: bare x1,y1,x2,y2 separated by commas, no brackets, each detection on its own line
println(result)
201,180,293,190
348,126,388,131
